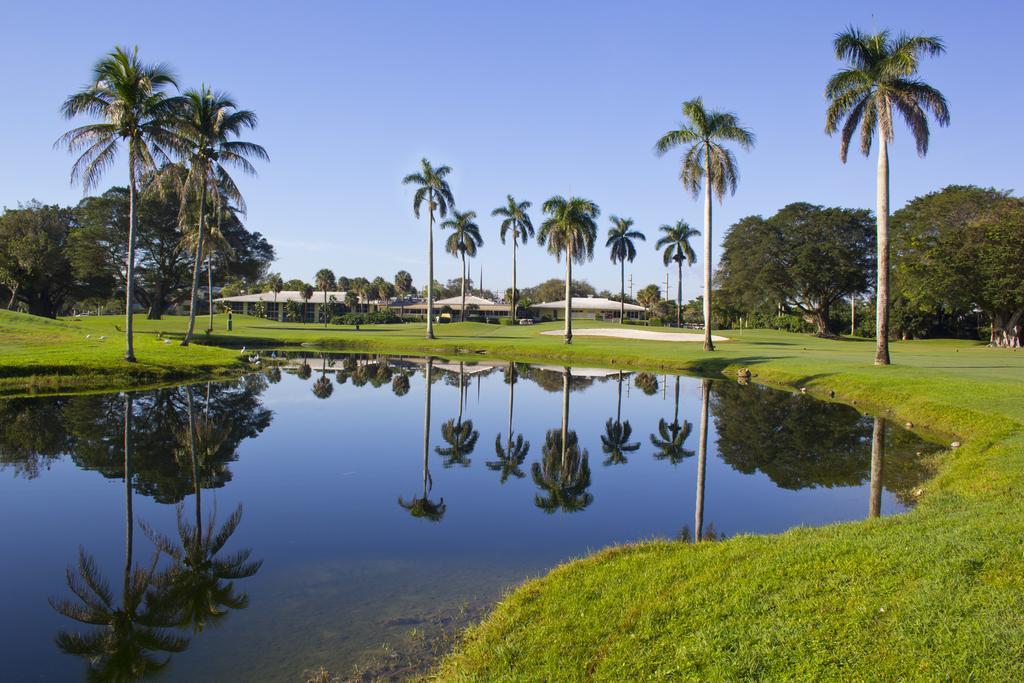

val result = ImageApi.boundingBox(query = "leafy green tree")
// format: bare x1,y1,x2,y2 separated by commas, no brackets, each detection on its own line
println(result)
606,216,646,323
403,159,455,339
493,195,534,322
314,269,336,327
656,97,755,350
825,27,950,364
520,278,596,305
177,86,267,346
59,46,184,360
0,202,79,317
441,210,484,321
537,196,600,343
655,221,699,328
717,203,874,336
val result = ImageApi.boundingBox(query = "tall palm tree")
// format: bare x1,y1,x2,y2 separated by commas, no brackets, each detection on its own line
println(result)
178,86,267,346
655,97,755,351
493,196,534,323
399,360,446,521
441,210,483,322
532,369,593,513
300,284,314,324
49,394,189,677
650,376,695,464
403,159,455,339
58,46,183,362
179,184,236,333
537,196,600,343
656,221,699,328
314,269,336,327
605,216,646,323
825,28,949,365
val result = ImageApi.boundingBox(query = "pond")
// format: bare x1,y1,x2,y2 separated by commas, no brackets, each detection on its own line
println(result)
0,354,941,681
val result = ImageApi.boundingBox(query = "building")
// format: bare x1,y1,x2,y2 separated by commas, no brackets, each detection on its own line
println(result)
214,290,386,322
402,295,510,320
531,296,646,321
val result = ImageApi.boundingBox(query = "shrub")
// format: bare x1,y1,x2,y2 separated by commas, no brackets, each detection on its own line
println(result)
332,310,402,326
500,317,516,326
648,317,663,327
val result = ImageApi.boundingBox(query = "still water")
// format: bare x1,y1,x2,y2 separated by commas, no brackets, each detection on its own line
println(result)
0,355,940,681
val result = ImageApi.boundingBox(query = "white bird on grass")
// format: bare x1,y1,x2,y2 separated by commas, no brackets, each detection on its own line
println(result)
240,346,247,355
98,336,106,341
85,334,92,339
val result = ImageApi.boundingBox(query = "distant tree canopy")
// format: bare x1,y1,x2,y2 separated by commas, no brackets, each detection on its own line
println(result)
0,201,82,317
892,185,1024,346
2,177,275,319
521,278,596,303
717,202,874,337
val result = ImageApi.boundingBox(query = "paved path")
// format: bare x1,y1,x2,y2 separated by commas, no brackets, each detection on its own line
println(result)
541,328,729,342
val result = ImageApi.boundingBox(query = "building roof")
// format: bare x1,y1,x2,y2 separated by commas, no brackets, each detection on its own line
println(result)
532,296,645,312
403,294,509,311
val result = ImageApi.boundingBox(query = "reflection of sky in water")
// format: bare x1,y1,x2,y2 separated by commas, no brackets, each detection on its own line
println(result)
0,359,939,681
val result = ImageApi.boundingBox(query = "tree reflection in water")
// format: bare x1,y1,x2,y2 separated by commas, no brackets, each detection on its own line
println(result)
650,375,695,465
532,368,593,513
436,362,478,468
601,371,639,466
399,359,447,521
487,362,529,482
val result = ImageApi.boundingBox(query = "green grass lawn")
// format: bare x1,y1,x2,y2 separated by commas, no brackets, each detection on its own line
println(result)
4,310,1024,677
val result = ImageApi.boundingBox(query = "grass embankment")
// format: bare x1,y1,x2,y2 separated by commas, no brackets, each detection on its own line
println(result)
4,312,1024,677
0,310,241,396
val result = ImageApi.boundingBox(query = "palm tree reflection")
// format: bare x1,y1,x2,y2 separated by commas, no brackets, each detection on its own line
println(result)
436,362,478,468
650,375,695,464
694,378,711,542
602,371,639,466
312,355,333,399
532,368,593,513
399,359,446,521
49,394,188,680
869,417,885,518
487,363,529,482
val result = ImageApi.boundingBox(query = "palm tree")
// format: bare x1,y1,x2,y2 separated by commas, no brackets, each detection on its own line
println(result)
601,371,639,465
58,46,183,362
399,360,446,521
268,274,283,318
49,394,189,677
532,368,593,513
314,269,336,327
656,221,699,328
650,376,695,464
655,97,755,350
493,196,534,323
441,210,483,322
179,184,236,333
537,196,600,343
825,28,949,365
436,418,479,468
300,284,314,323
403,159,455,339
606,216,646,323
178,86,267,346
312,355,333,399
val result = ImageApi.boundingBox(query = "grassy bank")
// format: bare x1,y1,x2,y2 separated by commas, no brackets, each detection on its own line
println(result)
4,311,1024,677
0,310,243,396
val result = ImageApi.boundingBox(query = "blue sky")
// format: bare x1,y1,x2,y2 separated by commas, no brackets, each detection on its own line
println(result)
1,1,1021,298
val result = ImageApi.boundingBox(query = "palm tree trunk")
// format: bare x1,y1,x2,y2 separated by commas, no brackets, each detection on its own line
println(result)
457,362,465,425
616,371,623,423
122,393,134,597
695,379,709,541
460,252,467,323
875,138,891,364
511,238,518,324
564,255,573,344
851,294,856,336
182,181,208,347
207,255,214,333
561,369,570,469
323,289,328,328
426,195,435,340
673,374,680,425
124,175,138,361
185,389,201,544
869,417,885,519
620,260,625,324
702,147,715,352
676,260,683,328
